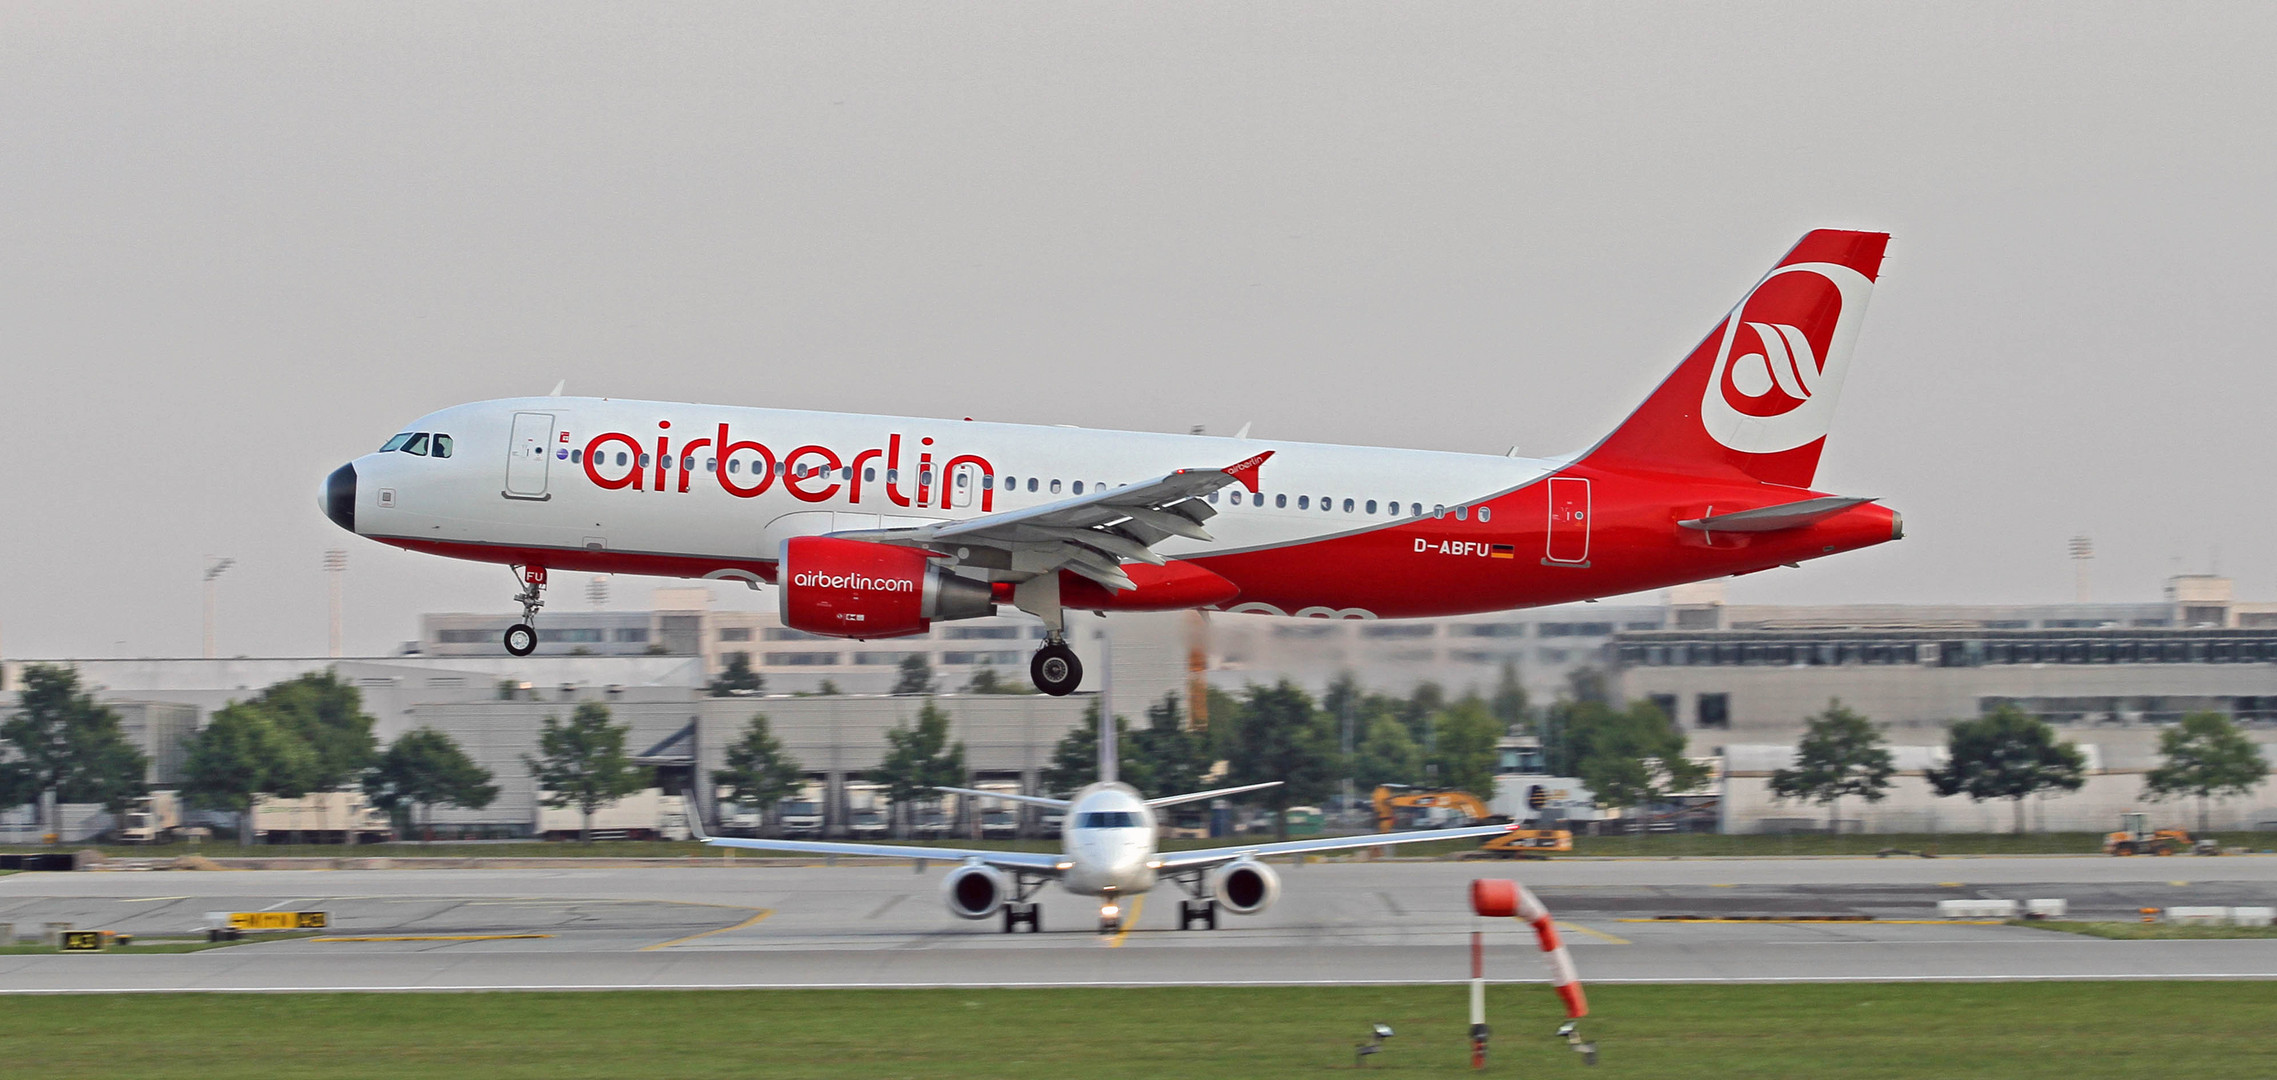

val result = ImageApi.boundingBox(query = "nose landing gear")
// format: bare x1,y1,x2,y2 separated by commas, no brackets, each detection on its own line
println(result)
1097,898,1123,935
503,566,546,656
1031,638,1082,696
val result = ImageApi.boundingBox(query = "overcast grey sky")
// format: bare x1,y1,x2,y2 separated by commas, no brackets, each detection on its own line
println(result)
3,3,2274,658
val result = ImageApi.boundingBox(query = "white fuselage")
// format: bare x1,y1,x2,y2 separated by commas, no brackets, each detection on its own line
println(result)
340,395,1553,579
1056,782,1160,897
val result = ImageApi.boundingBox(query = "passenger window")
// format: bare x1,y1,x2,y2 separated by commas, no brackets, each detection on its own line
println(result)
1433,504,1446,518
707,459,717,472
1343,498,1355,512
616,452,629,467
957,472,969,489
379,433,414,453
1209,492,1219,503
402,433,430,456
1318,495,1329,510
639,454,650,468
1296,495,1308,509
887,468,898,483
1026,477,1038,492
921,468,933,486
865,468,877,482
663,456,674,470
1411,503,1422,517
570,449,582,464
1072,481,1084,494
728,459,741,474
1230,491,1243,505
1277,494,1289,509
432,434,453,458
1365,500,1377,514
981,474,993,490
1478,507,1491,522
1455,506,1468,521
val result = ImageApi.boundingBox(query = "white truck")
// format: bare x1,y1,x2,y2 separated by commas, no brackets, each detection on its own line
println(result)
119,791,183,844
778,782,825,837
843,781,889,839
534,788,691,842
250,791,395,844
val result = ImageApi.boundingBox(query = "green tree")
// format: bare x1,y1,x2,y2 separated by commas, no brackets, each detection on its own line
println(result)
1547,698,1706,818
713,713,804,835
1351,713,1422,792
812,679,843,696
1226,680,1339,838
1430,696,1502,799
1926,704,2087,833
181,701,319,844
248,671,378,790
1489,661,1531,732
1398,681,1448,749
2144,711,2270,833
708,653,766,697
0,665,151,837
1042,701,1129,795
1769,699,1895,833
364,727,497,842
1129,694,1206,798
875,700,965,835
891,654,937,696
523,702,645,843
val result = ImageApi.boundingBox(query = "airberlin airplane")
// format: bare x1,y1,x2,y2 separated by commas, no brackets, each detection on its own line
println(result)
321,229,1900,695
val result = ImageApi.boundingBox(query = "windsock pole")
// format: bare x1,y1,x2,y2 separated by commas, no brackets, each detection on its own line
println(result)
1469,918,1488,1068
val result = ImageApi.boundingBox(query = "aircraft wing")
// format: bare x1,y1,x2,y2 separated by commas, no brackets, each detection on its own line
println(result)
698,835,1067,874
829,451,1274,592
1153,822,1519,872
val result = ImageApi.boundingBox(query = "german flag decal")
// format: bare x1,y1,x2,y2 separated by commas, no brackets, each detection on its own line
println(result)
1490,544,1516,559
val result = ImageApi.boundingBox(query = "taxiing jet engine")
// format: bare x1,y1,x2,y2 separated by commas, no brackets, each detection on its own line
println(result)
779,536,994,638
1208,858,1282,916
942,863,1012,919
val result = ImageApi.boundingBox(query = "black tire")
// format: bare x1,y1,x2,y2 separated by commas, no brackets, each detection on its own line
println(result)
504,623,537,656
1030,643,1083,696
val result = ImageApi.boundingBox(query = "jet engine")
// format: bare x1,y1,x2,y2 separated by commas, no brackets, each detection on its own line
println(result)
779,536,994,638
1208,858,1282,916
942,863,1012,919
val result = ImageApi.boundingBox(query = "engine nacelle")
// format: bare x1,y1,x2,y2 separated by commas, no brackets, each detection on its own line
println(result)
1209,858,1282,916
942,863,1011,919
779,536,994,638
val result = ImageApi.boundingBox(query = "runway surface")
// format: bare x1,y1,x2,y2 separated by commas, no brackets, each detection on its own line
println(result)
5,855,2274,993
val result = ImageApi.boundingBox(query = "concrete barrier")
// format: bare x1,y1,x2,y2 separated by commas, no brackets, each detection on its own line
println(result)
2227,907,2273,927
1936,899,2017,918
2166,906,2229,926
0,922,13,944
41,922,73,946
2026,899,2067,919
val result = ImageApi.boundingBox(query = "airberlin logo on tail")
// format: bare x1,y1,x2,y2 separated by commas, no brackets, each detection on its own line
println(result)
1700,262,1874,455
791,570,915,593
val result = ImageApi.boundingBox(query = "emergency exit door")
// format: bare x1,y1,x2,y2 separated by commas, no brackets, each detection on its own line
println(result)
1544,476,1590,565
505,412,556,499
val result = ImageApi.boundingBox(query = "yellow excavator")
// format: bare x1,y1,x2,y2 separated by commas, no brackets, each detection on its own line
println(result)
1371,785,1572,859
2104,812,2215,856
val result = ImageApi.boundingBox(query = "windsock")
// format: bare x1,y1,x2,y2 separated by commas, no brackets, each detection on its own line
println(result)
1469,878,1588,1019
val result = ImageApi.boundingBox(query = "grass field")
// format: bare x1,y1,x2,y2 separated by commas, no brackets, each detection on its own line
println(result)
3,983,2273,1078
2014,920,2277,940
22,829,2268,862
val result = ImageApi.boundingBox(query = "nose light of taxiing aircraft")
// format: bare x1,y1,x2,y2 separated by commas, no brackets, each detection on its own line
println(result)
323,463,357,533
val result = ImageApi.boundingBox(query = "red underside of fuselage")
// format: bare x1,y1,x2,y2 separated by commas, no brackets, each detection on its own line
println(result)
377,463,1899,622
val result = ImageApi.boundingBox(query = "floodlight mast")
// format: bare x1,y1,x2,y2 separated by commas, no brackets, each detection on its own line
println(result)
202,556,235,659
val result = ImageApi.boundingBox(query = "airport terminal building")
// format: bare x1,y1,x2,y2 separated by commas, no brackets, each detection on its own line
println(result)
6,575,2276,838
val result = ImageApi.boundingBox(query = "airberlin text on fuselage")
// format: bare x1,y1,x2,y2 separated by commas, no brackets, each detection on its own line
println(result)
576,421,995,511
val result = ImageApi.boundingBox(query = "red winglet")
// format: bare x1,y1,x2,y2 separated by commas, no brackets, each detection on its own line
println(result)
1221,450,1273,494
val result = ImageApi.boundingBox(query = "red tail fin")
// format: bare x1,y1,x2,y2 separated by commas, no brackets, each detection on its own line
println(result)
1581,230,1888,488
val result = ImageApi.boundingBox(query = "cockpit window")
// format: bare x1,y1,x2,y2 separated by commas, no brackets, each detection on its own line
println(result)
402,433,430,456
1076,811,1142,829
431,434,453,458
379,432,414,453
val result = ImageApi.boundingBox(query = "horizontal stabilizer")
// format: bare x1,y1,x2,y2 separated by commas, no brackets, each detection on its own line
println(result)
1679,495,1875,533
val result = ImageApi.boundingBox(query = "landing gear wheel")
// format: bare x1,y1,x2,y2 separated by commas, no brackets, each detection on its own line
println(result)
1179,898,1218,931
1003,902,1040,933
503,624,537,656
1099,914,1121,935
1031,642,1082,696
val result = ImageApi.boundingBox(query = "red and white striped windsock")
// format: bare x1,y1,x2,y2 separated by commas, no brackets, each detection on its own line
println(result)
1469,878,1589,1019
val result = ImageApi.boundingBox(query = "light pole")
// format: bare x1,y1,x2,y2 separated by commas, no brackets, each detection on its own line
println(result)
2069,535,2093,604
324,550,348,657
202,557,234,659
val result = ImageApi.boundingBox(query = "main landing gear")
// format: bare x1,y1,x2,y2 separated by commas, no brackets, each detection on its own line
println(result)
1173,874,1219,931
503,566,546,657
1003,902,1041,933
1030,637,1082,696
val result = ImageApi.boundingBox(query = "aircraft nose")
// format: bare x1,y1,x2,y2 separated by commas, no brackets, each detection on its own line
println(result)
322,462,357,533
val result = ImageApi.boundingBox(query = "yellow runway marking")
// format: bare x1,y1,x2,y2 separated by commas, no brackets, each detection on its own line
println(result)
641,909,773,951
1555,921,1631,945
1936,882,1965,887
1107,896,1146,948
310,934,554,943
119,896,189,903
